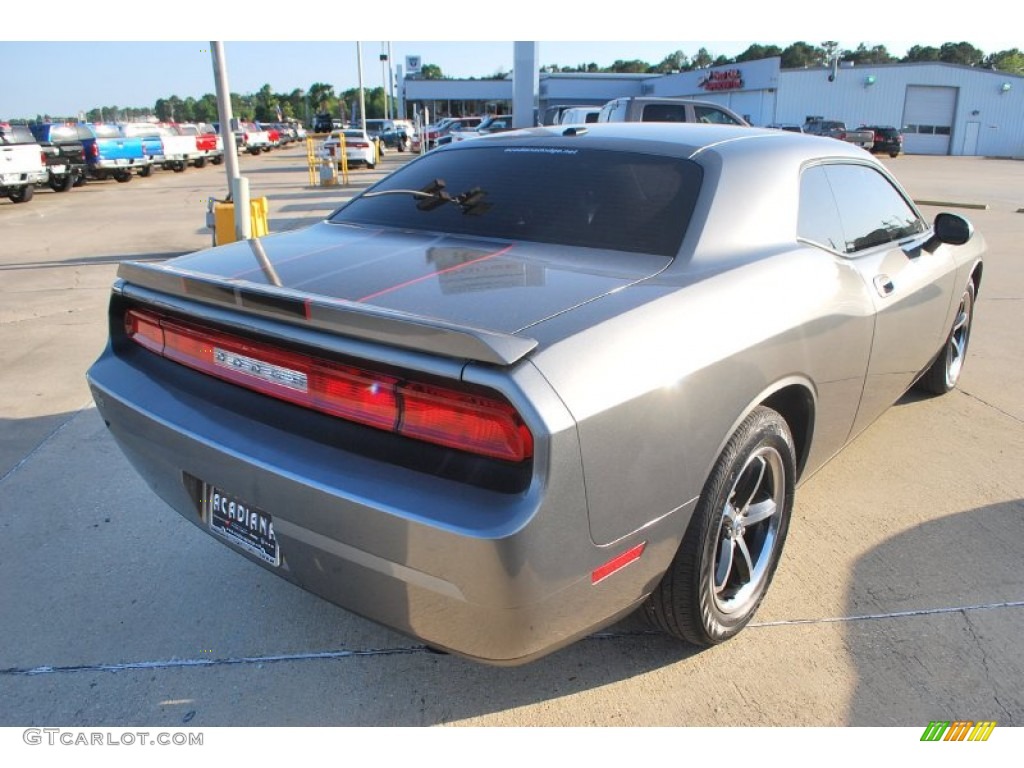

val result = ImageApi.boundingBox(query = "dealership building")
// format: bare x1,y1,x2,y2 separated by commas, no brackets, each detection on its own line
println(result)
402,56,1024,157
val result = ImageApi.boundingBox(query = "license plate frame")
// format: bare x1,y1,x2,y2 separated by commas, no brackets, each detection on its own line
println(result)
204,485,280,566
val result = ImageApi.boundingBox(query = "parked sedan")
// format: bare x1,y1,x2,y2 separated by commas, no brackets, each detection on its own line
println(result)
87,124,983,665
322,128,377,169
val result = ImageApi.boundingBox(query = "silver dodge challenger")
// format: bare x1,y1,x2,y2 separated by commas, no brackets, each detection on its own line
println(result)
87,123,984,664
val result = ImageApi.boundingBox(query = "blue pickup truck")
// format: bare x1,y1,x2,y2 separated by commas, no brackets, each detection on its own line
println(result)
81,124,152,182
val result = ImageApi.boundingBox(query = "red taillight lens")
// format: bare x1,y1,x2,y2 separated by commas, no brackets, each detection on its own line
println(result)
124,309,532,461
399,381,533,462
124,310,163,353
90,143,99,158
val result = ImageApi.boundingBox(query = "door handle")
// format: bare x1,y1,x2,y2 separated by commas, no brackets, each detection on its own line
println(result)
873,274,895,297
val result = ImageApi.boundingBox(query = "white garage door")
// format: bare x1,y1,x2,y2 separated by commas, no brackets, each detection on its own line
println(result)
902,85,957,155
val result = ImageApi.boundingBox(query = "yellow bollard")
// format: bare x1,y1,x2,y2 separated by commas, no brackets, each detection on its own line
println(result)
213,196,269,245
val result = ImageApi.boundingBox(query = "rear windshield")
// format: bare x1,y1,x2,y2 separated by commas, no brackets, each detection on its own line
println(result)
48,126,81,141
0,125,36,144
330,145,702,257
91,125,122,138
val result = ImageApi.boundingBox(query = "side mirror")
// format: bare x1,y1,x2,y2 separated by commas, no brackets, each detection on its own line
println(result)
924,212,973,252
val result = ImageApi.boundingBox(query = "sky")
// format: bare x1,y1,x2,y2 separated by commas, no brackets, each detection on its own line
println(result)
1,6,1018,119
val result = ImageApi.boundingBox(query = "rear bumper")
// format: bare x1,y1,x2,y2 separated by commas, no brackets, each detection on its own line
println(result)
91,158,150,170
86,340,675,664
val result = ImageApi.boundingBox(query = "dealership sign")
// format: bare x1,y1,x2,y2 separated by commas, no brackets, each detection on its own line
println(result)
698,69,744,91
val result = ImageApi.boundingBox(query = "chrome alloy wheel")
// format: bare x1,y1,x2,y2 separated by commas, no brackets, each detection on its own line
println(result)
944,285,974,388
711,446,786,615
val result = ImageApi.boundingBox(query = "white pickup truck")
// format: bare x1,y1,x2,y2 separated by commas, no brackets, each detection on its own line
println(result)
0,124,48,203
122,123,199,172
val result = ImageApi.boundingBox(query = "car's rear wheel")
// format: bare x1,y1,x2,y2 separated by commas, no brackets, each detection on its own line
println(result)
643,406,795,645
138,165,152,178
915,279,976,395
50,174,74,192
194,157,206,169
114,170,133,183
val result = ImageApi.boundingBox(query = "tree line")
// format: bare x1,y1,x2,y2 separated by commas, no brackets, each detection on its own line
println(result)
539,41,1024,75
34,41,1024,125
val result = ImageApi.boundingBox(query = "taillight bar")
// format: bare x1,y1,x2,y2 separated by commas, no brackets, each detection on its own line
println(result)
124,309,533,462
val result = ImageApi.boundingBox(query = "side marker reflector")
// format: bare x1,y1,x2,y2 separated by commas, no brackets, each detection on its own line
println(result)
592,542,647,585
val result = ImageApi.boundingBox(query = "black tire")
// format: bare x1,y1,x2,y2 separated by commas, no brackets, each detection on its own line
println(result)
249,148,261,156
890,152,900,158
114,170,133,183
138,165,152,178
261,146,271,154
211,155,223,165
72,173,86,187
50,174,74,193
194,157,206,169
915,279,976,395
643,406,795,646
173,162,185,173
10,184,34,203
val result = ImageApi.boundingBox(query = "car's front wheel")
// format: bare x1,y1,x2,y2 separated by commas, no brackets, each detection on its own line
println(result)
915,279,976,395
643,406,795,645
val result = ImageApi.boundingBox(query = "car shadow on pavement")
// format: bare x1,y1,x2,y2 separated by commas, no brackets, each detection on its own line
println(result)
843,499,1024,726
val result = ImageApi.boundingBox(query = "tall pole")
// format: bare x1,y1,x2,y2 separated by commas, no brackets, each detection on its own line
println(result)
381,43,390,120
210,41,250,242
356,42,367,132
388,41,396,119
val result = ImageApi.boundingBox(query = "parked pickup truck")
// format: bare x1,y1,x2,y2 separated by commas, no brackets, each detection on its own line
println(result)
29,123,89,191
81,124,151,182
154,124,203,171
802,119,874,149
184,123,223,167
597,97,749,126
0,124,48,203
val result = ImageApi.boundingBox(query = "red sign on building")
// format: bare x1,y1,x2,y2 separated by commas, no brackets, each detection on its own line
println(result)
698,69,744,91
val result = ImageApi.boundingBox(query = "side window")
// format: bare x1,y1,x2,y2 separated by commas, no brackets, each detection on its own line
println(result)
798,165,846,252
693,106,742,125
641,104,688,122
823,164,926,253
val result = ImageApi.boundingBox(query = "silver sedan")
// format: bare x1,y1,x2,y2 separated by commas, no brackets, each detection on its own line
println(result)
87,123,983,664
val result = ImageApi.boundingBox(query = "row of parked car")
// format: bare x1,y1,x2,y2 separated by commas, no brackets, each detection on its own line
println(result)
412,98,904,158
0,119,307,205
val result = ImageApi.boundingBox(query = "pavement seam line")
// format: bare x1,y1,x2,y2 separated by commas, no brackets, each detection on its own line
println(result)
958,388,1024,425
3,600,1021,677
0,400,93,485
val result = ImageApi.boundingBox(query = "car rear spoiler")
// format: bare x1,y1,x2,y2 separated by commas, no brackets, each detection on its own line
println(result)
116,261,538,366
